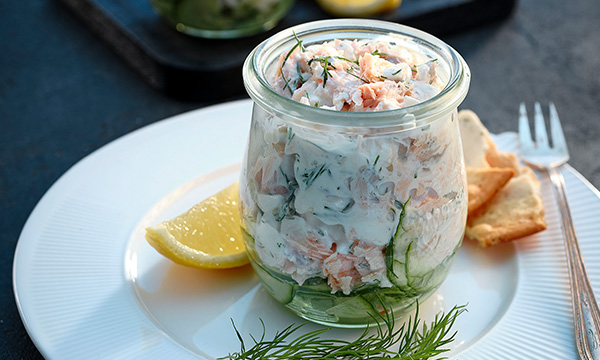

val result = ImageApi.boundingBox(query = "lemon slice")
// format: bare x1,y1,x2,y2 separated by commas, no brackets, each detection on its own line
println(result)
145,181,248,269
316,0,401,17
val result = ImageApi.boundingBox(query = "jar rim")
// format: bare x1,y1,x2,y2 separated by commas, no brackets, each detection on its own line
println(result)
243,19,470,129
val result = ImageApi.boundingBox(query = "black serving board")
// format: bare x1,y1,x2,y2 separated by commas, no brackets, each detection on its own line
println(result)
57,0,516,100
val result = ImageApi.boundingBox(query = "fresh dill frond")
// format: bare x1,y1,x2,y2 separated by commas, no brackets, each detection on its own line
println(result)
219,301,467,360
308,56,336,88
335,55,359,65
304,91,311,105
273,182,298,222
373,154,380,166
280,31,305,95
372,49,388,56
302,163,329,188
293,31,306,52
345,68,368,83
296,62,305,85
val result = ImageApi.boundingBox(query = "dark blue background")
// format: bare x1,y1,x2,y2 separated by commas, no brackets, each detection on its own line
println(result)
2,0,599,358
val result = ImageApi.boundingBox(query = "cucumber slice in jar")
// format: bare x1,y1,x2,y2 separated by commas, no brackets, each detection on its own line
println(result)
251,261,295,304
385,200,452,298
324,295,374,319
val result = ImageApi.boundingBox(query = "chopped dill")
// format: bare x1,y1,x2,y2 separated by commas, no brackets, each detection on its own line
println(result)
346,68,368,83
341,199,355,213
371,49,388,56
392,68,403,75
273,181,298,222
335,55,360,65
280,31,305,95
308,56,336,88
367,154,381,167
296,62,305,84
294,31,306,52
302,163,329,188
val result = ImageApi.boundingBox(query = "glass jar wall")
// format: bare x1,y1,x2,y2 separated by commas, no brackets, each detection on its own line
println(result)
240,19,470,327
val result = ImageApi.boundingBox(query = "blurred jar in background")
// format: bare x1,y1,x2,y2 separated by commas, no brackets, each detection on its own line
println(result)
316,0,401,17
150,0,295,39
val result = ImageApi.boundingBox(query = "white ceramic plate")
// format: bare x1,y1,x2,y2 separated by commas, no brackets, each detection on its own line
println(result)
13,99,600,359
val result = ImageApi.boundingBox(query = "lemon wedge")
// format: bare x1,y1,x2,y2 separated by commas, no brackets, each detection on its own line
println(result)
316,0,401,17
145,181,248,269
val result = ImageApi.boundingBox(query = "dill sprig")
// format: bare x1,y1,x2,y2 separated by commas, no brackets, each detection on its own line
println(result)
335,55,359,65
302,163,329,188
219,301,467,360
280,31,305,95
346,68,368,83
308,56,336,88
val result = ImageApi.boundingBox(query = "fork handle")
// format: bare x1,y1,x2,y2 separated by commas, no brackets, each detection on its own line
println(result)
550,167,600,359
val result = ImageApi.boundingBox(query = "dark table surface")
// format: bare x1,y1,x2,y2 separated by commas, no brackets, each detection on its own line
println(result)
2,0,599,358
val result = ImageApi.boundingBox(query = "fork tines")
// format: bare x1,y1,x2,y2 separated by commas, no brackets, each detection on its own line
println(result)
519,102,568,154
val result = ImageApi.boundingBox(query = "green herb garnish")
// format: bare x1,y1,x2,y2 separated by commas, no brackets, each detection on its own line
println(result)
273,182,297,222
372,49,388,56
341,199,355,213
302,163,329,188
346,68,368,83
280,31,305,95
373,154,380,166
335,56,360,65
308,56,336,88
220,301,466,360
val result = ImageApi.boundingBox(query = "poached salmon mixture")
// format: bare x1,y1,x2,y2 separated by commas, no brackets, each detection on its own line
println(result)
240,36,467,296
272,37,444,111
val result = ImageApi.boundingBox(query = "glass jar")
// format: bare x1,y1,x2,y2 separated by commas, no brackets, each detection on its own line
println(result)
149,0,294,39
240,19,470,327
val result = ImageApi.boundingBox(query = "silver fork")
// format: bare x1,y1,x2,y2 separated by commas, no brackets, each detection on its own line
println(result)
519,102,600,359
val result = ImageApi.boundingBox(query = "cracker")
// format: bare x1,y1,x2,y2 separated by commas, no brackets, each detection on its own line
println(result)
466,167,515,216
485,138,522,174
465,164,547,248
458,109,547,247
458,110,492,168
